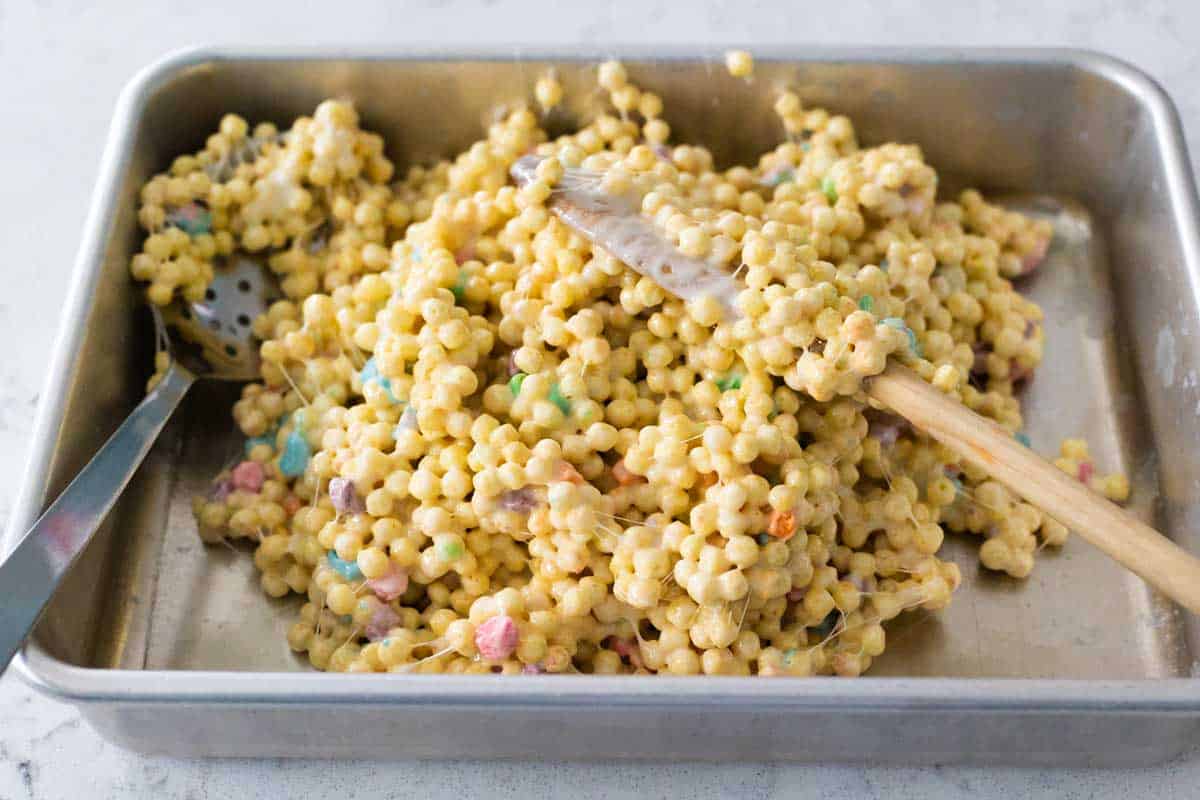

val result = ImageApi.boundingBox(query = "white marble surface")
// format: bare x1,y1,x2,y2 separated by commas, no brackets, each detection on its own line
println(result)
3,0,1200,796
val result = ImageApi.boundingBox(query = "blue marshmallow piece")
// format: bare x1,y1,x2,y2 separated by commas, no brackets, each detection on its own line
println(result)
360,357,399,403
279,429,311,477
167,202,212,236
882,317,923,359
393,403,418,440
245,433,276,456
327,551,364,581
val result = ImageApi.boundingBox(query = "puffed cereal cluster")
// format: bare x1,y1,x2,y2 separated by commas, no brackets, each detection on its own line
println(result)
140,60,1118,678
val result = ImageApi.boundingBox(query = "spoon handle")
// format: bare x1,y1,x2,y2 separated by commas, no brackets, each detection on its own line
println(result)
0,362,195,673
868,363,1200,614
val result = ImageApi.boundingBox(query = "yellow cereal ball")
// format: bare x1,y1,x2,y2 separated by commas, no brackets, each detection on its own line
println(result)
1040,518,1069,547
535,74,564,111
598,61,627,91
1099,473,1130,502
724,50,754,78
1061,438,1089,461
326,583,358,616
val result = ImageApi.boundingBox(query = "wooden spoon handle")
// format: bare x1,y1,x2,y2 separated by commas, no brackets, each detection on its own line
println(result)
868,363,1200,614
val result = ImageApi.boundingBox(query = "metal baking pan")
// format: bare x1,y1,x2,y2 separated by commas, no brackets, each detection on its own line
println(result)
8,46,1200,765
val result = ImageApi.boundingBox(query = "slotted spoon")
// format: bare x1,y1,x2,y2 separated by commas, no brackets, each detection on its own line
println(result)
0,255,278,673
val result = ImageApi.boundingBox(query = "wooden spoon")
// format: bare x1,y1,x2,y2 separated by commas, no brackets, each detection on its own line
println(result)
512,155,1200,614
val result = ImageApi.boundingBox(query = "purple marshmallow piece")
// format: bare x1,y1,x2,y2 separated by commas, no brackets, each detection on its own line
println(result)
329,477,365,514
497,486,539,513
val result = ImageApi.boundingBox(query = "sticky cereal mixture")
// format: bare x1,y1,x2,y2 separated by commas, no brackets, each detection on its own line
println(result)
130,58,1125,677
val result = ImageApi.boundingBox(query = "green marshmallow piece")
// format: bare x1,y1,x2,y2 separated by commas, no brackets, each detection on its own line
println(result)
822,175,838,203
716,374,742,392
548,383,571,415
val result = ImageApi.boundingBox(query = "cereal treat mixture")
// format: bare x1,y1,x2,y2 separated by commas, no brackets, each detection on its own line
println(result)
130,58,1121,677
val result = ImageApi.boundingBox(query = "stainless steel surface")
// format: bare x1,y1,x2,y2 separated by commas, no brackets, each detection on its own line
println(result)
0,362,196,674
0,248,277,673
8,46,1200,765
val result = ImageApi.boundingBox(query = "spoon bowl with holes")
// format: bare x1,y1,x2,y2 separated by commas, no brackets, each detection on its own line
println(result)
0,256,278,673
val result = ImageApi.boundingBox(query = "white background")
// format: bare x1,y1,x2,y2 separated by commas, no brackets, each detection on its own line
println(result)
2,1,1199,797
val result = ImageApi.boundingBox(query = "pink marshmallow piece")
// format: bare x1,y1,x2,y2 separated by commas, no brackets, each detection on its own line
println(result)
1019,237,1050,276
367,564,409,602
610,637,643,668
475,615,520,661
1078,462,1095,484
610,637,636,658
365,605,402,642
230,460,265,493
209,477,233,502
